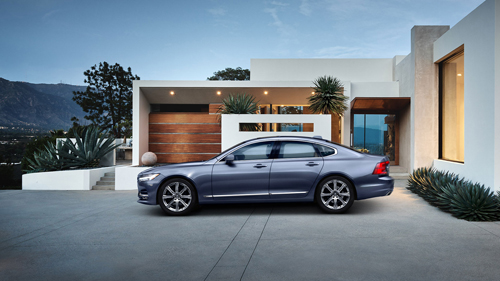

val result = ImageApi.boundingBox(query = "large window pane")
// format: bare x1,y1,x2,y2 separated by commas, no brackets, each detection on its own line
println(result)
278,142,317,158
232,142,274,161
441,52,464,162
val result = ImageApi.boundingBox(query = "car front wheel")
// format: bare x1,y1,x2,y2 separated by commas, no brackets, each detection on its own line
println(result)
315,176,354,214
158,179,197,216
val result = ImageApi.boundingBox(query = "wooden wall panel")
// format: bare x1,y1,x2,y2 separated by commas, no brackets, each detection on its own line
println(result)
156,153,218,163
150,113,218,124
149,124,221,133
209,103,222,114
149,113,222,163
149,134,221,144
149,144,221,153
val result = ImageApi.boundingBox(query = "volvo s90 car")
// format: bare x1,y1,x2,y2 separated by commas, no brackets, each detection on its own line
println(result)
137,136,393,215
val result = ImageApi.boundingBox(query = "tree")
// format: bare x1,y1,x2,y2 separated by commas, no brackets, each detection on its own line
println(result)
72,62,140,138
308,76,348,115
207,67,250,81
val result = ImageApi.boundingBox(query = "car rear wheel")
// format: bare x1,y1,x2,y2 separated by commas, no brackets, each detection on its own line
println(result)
158,179,197,216
315,176,354,214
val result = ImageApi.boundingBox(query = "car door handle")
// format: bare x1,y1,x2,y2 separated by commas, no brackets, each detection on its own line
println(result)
306,162,319,166
253,164,267,168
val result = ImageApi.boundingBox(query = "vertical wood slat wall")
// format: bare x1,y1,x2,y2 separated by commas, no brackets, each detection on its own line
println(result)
149,106,221,163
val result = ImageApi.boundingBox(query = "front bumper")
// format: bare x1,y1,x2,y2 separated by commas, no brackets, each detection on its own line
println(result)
137,176,162,205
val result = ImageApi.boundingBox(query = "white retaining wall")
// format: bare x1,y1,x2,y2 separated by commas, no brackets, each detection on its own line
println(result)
22,166,115,190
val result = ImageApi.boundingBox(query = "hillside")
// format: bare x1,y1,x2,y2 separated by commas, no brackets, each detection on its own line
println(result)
0,78,86,130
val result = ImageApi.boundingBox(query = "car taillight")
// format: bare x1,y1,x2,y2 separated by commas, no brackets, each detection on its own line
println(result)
373,161,390,175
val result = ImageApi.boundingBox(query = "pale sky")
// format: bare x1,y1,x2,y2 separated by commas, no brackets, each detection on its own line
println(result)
0,0,485,85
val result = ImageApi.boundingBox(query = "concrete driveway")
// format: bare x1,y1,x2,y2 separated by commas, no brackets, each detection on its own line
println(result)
1,180,499,281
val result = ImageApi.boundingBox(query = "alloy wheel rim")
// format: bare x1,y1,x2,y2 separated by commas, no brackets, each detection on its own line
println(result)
320,179,350,210
162,182,192,212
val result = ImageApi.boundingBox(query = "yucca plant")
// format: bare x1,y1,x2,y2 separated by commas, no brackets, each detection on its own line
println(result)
61,125,120,168
308,76,348,115
438,182,499,221
217,93,261,131
407,167,499,221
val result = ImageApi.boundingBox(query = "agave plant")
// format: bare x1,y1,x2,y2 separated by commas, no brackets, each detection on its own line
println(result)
217,93,261,131
61,125,120,168
26,140,68,172
438,182,499,221
407,167,499,221
308,76,348,115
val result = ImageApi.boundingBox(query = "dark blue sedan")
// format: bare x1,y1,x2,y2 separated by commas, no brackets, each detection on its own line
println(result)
137,136,393,215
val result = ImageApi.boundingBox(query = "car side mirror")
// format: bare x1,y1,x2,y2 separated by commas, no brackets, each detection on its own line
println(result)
225,154,235,165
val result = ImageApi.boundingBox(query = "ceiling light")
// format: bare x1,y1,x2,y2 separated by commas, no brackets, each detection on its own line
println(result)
311,92,315,95
457,73,462,76
217,91,221,95
170,91,175,95
264,91,268,95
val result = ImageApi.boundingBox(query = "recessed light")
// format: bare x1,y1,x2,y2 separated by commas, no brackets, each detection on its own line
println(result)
217,91,221,95
281,105,284,107
264,91,268,95
311,92,315,95
170,91,175,95
457,73,462,76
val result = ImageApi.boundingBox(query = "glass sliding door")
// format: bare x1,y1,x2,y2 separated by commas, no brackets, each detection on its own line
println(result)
353,114,396,161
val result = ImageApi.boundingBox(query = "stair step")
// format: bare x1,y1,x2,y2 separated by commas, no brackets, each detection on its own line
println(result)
104,172,115,177
92,185,115,190
391,173,410,180
100,177,115,181
96,180,115,185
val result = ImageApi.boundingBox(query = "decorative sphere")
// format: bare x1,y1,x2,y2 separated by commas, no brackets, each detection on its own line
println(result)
142,152,157,166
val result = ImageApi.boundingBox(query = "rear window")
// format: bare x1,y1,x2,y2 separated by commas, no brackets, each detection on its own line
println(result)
316,145,336,157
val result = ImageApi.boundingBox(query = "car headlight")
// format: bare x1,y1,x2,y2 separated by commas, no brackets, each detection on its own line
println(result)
138,173,160,182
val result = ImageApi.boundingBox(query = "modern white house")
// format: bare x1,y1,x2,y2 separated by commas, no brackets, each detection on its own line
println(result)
132,0,500,192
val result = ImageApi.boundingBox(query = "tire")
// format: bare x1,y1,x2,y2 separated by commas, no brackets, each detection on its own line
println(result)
315,176,354,214
158,178,198,216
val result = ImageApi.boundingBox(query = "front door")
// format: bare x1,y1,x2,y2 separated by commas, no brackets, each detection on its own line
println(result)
269,141,323,198
353,114,397,164
211,141,275,200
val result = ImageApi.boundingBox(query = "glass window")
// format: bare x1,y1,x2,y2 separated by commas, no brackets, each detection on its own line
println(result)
232,141,274,161
440,51,464,162
352,114,395,160
278,142,318,158
316,145,336,157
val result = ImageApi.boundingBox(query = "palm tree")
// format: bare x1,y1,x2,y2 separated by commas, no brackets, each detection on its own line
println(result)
217,93,261,131
308,76,348,115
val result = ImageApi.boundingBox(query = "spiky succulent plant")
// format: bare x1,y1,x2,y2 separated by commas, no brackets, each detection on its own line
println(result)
407,167,499,221
61,125,120,168
217,93,261,131
27,140,68,172
308,76,348,115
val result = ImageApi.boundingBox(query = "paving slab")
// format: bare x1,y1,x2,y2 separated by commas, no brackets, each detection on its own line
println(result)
0,179,499,281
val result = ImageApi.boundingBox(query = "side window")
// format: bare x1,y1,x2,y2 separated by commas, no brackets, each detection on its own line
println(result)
316,144,336,157
278,141,318,159
232,141,274,161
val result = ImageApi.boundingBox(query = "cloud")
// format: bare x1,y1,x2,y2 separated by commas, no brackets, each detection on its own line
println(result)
264,7,295,38
271,1,289,6
299,0,312,16
208,7,226,16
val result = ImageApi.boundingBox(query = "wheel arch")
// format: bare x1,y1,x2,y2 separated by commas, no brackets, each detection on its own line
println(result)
156,175,199,205
315,173,358,200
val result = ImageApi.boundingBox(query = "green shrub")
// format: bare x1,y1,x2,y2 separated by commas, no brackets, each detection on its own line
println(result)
407,167,499,221
26,126,119,172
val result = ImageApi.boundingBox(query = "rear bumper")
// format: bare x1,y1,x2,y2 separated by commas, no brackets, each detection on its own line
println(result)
356,176,394,200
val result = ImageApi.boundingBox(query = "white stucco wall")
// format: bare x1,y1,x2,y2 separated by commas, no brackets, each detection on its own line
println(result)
133,84,150,166
22,166,115,190
115,166,150,190
221,114,332,151
250,59,394,82
349,82,399,99
433,0,498,191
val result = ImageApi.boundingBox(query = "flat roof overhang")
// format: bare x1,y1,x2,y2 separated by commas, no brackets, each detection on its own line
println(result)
135,80,320,105
350,97,410,113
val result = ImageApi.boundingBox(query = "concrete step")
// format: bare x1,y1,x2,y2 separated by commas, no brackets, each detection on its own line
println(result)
104,172,115,177
92,185,115,190
391,173,410,180
100,176,115,181
96,180,115,185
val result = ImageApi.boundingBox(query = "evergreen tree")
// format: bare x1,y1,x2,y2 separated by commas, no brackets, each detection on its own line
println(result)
72,62,140,137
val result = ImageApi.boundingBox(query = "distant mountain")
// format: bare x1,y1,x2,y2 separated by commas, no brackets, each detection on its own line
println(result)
0,78,86,130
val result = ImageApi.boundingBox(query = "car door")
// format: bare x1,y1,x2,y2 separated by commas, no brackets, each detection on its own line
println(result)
211,141,275,200
269,141,324,198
